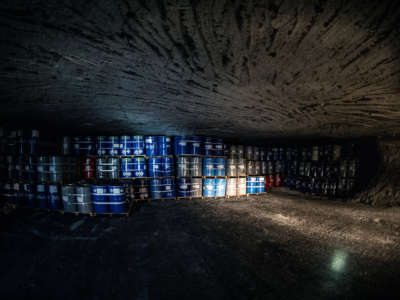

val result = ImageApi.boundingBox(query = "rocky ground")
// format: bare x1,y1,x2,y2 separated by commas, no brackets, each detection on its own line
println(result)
1,189,400,300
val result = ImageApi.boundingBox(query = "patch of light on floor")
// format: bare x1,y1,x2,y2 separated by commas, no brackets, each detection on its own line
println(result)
331,250,348,273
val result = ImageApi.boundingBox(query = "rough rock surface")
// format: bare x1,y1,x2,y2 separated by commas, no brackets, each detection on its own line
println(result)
355,138,400,206
0,0,399,140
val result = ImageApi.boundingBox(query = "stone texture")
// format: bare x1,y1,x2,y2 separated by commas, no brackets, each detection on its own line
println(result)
0,0,399,140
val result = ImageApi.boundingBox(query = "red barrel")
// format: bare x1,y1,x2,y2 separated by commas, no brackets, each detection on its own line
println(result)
80,157,95,179
274,174,281,187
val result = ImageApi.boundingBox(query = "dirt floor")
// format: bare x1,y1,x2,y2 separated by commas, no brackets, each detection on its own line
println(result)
1,189,400,300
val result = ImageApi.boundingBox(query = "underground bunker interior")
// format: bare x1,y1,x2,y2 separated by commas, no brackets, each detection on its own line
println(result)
0,1,400,299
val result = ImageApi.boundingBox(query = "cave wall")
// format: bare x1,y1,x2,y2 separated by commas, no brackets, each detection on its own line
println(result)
0,0,400,141
355,138,400,205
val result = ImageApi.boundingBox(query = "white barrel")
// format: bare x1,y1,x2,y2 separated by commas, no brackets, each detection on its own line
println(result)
237,158,246,176
226,178,237,196
191,178,202,197
254,161,261,175
226,158,237,177
237,178,247,196
237,145,244,158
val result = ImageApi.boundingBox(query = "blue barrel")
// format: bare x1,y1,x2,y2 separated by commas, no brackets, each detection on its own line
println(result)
256,177,265,194
24,183,36,208
108,185,125,213
188,136,202,155
246,177,257,194
92,185,108,213
177,178,191,197
133,157,147,177
74,136,94,155
162,178,175,198
214,138,224,156
214,158,226,176
96,136,111,156
203,178,216,197
161,156,174,176
203,137,213,156
150,179,162,199
145,136,158,157
215,178,226,197
48,184,61,211
203,157,215,176
174,136,187,155
120,136,134,156
148,157,162,178
158,136,172,156
109,136,120,156
37,184,48,210
121,158,134,178
132,136,145,155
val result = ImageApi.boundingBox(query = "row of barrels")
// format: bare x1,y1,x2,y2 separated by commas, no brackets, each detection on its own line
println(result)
286,160,358,179
0,128,40,155
69,136,226,157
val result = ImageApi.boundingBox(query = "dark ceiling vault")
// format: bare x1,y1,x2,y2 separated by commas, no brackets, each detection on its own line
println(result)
0,0,399,140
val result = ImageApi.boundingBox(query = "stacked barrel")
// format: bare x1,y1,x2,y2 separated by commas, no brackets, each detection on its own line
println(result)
146,136,175,200
226,145,247,197
201,137,227,198
263,147,285,190
243,146,265,194
283,143,359,198
174,136,203,198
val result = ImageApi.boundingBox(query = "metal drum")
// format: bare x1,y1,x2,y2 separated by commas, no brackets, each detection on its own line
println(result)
158,136,172,156
203,137,213,156
254,161,261,175
189,157,202,177
92,185,108,213
108,185,126,213
215,178,226,197
312,146,319,162
96,158,120,180
177,156,190,177
73,136,94,156
253,147,260,161
226,158,237,177
48,156,65,183
347,160,357,178
245,146,253,161
161,156,174,177
62,136,71,155
214,138,224,156
187,136,201,155
132,136,145,155
237,145,244,158
340,160,348,178
133,157,146,178
23,183,36,208
121,158,134,178
109,136,120,156
37,184,48,210
202,178,215,197
145,136,158,157
214,158,226,176
256,177,265,193
148,157,162,178
96,136,111,156
246,177,257,194
260,148,266,161
162,178,175,198
174,136,187,155
120,136,135,156
76,185,92,214
237,177,246,196
237,158,246,176
47,184,61,211
191,178,202,197
261,161,267,175
177,178,191,197
62,184,76,213
36,156,48,183
226,178,237,196
246,160,255,176
81,157,95,180
3,183,17,205
150,179,162,199
133,179,149,200
203,157,214,177
228,145,237,158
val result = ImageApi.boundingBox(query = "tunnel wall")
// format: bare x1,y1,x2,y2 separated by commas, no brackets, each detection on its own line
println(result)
354,138,400,206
